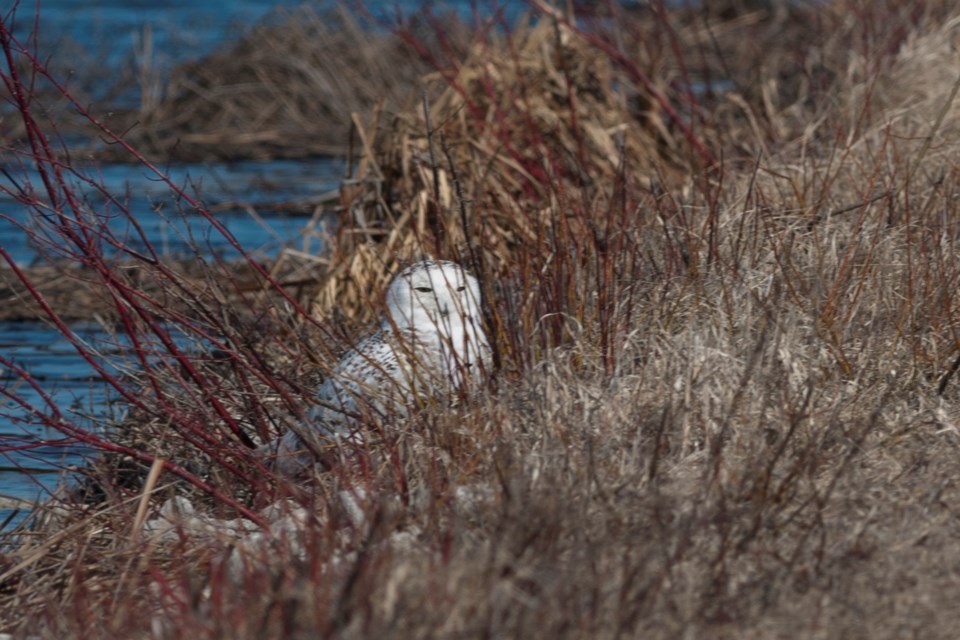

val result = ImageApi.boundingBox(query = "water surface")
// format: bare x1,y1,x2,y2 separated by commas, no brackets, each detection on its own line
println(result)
0,0,526,527
0,157,341,527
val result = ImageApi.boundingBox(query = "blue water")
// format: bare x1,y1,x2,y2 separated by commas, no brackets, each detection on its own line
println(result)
0,156,342,528
1,0,466,528
1,323,111,524
0,0,529,527
0,158,340,265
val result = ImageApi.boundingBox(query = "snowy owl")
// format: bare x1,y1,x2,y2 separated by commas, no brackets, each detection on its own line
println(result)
270,260,491,475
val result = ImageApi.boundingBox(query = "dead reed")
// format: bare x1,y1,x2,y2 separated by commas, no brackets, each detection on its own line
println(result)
2,1,960,638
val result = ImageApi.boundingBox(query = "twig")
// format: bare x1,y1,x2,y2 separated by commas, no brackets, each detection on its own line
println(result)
810,68,960,229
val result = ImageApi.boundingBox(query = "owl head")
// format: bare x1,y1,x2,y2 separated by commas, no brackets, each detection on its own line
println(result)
384,260,483,332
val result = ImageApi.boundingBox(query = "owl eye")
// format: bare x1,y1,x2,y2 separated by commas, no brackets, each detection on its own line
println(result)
456,286,466,292
414,287,433,293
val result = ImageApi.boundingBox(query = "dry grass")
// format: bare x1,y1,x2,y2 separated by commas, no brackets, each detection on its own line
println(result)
115,5,434,161
3,1,960,638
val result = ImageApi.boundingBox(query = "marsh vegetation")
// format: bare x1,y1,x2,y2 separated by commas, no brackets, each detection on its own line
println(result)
2,1,960,637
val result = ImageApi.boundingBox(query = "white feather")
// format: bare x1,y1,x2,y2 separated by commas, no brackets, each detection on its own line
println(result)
271,260,491,474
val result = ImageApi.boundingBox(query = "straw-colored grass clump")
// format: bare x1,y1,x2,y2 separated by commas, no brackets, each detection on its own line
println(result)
310,13,678,325
3,1,960,638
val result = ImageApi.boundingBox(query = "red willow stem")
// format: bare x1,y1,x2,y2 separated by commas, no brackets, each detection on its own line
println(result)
3,154,306,433
0,247,270,494
391,23,551,187
0,353,267,527
0,21,333,339
1,17,312,429
0,14,295,520
528,0,716,167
